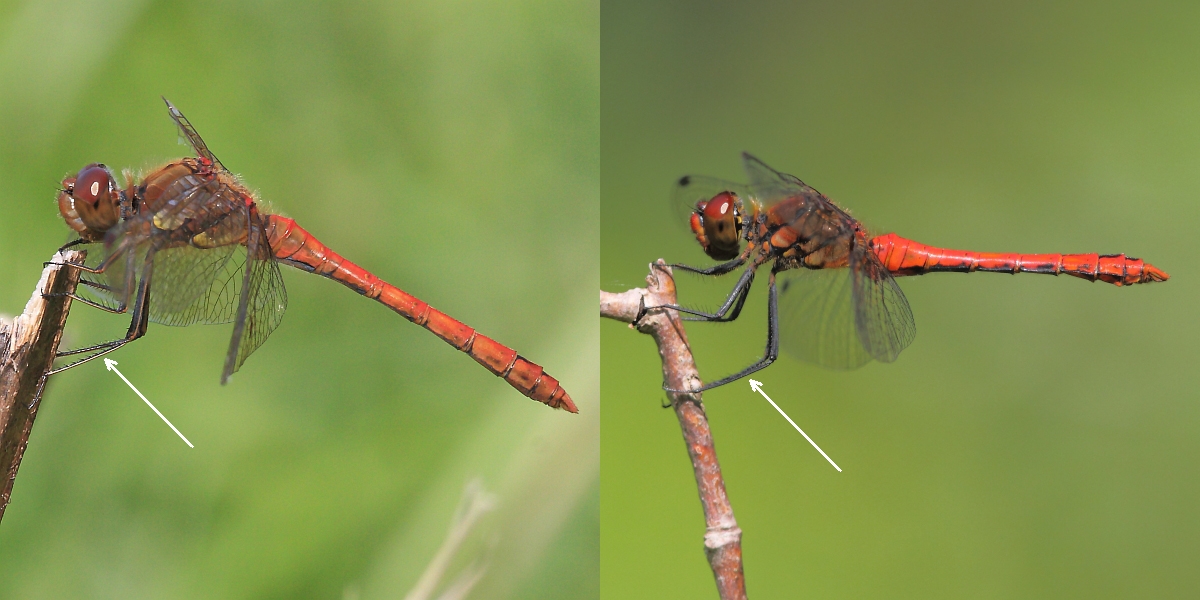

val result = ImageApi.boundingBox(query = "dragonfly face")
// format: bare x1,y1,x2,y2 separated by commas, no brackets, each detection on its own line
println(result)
688,190,743,260
57,163,122,242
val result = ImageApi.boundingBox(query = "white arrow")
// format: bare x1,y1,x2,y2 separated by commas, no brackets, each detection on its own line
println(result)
104,359,194,448
749,379,840,472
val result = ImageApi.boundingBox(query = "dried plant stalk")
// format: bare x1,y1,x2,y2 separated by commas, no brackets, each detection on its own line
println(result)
600,260,746,600
0,250,84,523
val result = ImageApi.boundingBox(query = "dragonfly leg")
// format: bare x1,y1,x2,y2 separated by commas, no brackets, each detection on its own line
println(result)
33,263,149,409
55,238,90,254
41,291,128,315
48,340,129,366
644,266,757,323
671,240,755,275
670,254,747,276
46,236,139,306
43,256,136,315
53,261,150,362
37,275,151,409
47,255,153,374
664,272,779,394
681,276,753,323
43,277,130,313
79,278,120,294
43,237,133,274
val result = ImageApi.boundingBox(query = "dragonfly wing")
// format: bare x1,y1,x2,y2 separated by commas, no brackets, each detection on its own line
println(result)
776,243,916,369
741,152,819,206
163,97,225,171
147,244,240,326
777,267,874,369
221,208,288,383
849,241,916,363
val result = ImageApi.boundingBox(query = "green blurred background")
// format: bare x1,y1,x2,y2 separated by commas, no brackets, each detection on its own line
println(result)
602,1,1195,598
0,0,596,598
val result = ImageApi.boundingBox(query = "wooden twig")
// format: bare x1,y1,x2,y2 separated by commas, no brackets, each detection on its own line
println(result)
600,260,747,600
0,250,84,524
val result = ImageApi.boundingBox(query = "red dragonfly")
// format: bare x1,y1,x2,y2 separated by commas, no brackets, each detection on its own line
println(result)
48,98,575,413
657,152,1168,392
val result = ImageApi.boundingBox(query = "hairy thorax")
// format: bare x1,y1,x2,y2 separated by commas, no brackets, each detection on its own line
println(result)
108,158,253,251
760,195,856,271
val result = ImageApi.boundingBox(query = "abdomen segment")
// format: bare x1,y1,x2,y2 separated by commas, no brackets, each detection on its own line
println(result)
266,215,576,412
870,233,1169,286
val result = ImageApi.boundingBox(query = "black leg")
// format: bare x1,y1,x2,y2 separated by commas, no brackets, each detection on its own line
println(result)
648,266,758,322
664,272,780,394
44,277,130,314
55,238,89,254
46,254,154,376
54,339,128,358
686,277,753,323
42,292,128,315
671,254,747,276
44,237,133,274
79,278,121,295
45,240,138,312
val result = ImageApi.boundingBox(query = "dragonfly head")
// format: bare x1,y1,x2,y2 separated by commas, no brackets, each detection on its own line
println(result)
58,163,120,241
690,191,743,260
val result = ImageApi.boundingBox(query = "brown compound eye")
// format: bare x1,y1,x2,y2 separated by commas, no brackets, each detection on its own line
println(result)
697,191,742,260
75,163,115,206
66,163,120,235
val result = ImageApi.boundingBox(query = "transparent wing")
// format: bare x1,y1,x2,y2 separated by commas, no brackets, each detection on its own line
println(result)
231,244,287,374
163,97,225,172
670,173,750,234
849,243,916,363
221,209,288,382
741,152,822,207
148,244,240,326
777,267,873,369
777,243,916,368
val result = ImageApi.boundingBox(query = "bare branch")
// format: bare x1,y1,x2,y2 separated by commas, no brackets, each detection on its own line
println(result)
0,250,84,524
601,260,747,600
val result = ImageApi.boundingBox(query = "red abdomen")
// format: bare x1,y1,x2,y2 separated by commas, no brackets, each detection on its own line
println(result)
870,233,1169,286
265,215,576,412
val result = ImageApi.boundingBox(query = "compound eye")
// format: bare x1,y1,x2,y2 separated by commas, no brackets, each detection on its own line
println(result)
702,192,737,223
698,192,742,260
74,163,115,205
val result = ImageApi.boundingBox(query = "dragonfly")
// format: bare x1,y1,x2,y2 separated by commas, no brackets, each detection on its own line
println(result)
48,98,576,413
655,152,1168,393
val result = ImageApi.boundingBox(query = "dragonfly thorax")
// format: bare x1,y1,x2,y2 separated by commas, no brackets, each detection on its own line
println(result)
756,198,864,271
57,163,121,242
690,191,744,260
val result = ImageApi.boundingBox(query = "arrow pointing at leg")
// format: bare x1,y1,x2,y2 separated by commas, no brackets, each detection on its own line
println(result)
749,379,840,472
104,358,194,448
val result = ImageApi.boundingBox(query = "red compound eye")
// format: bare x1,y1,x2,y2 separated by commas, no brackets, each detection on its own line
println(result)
702,192,737,223
74,163,114,205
